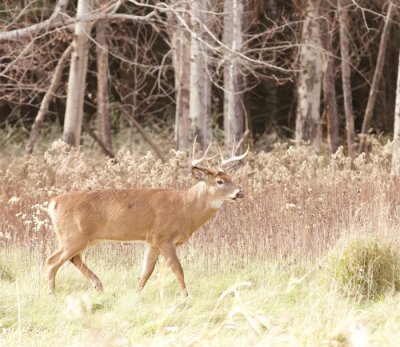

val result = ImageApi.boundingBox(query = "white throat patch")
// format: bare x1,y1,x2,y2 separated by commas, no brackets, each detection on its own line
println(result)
210,199,224,209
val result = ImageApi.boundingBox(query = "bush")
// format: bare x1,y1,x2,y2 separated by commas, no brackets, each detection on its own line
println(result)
0,259,14,282
328,236,400,300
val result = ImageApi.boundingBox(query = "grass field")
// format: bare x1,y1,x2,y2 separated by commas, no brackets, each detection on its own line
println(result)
1,139,400,346
1,246,400,346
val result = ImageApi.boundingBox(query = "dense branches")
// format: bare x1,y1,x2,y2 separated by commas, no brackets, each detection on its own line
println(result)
0,0,399,156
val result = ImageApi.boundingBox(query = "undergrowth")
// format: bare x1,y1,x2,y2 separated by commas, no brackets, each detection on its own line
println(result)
328,236,400,300
1,135,400,345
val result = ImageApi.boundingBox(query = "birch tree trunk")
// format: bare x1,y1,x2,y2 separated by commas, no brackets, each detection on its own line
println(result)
168,2,191,151
360,2,394,153
62,0,92,147
223,0,246,152
295,0,322,151
391,53,400,175
338,0,355,158
96,21,113,154
320,14,339,154
189,0,212,150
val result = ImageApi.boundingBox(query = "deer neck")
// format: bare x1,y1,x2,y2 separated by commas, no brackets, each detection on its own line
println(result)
184,181,224,233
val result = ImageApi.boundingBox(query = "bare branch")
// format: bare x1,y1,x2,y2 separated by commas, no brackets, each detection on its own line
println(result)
25,44,73,156
0,0,69,41
0,0,157,42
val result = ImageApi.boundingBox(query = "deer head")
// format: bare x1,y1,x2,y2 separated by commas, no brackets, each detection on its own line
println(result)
191,137,248,206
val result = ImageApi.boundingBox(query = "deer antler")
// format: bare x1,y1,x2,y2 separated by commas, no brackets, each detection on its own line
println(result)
191,136,218,174
219,141,249,171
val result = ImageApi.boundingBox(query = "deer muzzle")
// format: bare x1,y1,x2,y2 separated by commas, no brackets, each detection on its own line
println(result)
232,189,244,200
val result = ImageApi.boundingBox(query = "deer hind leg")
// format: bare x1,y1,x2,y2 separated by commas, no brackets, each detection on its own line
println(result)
46,248,63,267
159,243,188,297
70,254,103,292
138,245,160,292
47,242,88,294
46,248,63,293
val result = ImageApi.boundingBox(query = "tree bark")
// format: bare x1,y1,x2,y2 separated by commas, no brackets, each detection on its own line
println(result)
360,2,394,153
96,21,113,154
319,13,339,154
62,0,92,147
25,44,72,155
189,0,212,150
168,1,191,151
223,0,246,152
338,0,355,158
391,53,400,175
295,0,322,151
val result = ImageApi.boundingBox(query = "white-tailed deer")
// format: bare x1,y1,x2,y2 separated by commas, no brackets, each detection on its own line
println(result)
46,140,248,296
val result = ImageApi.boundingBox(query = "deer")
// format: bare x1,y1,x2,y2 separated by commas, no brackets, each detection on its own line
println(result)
46,140,248,297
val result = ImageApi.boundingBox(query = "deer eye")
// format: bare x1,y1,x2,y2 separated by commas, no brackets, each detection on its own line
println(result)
216,179,224,185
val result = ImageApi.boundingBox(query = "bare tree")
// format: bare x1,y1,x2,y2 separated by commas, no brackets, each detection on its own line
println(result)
391,52,400,175
295,0,322,151
96,21,113,154
319,8,339,154
223,0,247,152
189,0,212,150
62,0,93,146
338,0,355,158
360,2,395,153
168,1,191,151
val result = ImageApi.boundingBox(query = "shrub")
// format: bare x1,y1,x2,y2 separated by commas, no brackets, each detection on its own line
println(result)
0,259,14,282
328,236,400,300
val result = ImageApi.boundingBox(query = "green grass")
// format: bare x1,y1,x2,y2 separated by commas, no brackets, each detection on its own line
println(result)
1,247,400,346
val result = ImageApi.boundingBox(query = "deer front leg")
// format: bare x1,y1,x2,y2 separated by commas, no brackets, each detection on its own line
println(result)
138,245,160,291
159,243,188,297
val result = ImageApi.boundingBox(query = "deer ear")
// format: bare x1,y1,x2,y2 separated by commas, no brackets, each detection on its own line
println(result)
192,167,208,180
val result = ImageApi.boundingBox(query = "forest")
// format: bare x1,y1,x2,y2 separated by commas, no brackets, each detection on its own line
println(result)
0,0,399,158
1,1,400,346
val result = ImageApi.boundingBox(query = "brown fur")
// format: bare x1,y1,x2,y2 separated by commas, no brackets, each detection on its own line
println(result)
46,171,244,296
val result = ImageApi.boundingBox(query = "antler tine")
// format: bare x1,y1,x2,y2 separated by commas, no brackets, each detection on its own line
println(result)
191,136,217,168
192,135,198,166
220,145,250,170
231,138,236,158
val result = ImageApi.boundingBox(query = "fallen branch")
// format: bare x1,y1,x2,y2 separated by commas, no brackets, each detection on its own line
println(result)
82,120,115,158
25,44,73,156
117,105,166,163
359,3,395,153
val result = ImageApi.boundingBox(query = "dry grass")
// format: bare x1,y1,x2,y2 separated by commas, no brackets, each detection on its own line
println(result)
1,137,400,345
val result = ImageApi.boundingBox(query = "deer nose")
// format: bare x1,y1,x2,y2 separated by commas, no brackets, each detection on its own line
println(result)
236,190,244,199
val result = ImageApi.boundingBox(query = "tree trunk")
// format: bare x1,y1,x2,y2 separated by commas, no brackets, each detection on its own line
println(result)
391,53,400,175
338,0,355,158
320,12,339,154
360,2,394,153
168,2,191,151
295,0,322,151
189,0,212,150
223,0,246,152
62,0,92,147
263,0,278,134
96,20,113,154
